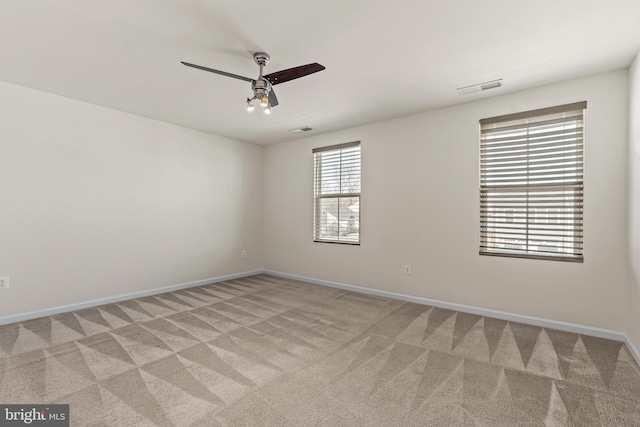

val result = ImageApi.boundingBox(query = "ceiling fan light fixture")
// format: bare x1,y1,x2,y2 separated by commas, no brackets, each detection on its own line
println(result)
264,105,271,114
260,96,269,107
246,98,255,112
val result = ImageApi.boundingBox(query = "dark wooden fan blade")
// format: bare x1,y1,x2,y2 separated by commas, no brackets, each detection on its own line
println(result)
181,61,253,83
264,63,325,86
268,89,279,107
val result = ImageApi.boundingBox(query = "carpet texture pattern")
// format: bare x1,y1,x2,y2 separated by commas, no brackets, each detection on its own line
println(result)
0,274,639,426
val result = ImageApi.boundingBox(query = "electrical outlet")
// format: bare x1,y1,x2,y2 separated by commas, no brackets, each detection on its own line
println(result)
241,250,247,258
0,276,9,289
404,265,412,275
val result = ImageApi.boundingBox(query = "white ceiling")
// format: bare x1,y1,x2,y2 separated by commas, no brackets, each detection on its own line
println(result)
1,1,639,145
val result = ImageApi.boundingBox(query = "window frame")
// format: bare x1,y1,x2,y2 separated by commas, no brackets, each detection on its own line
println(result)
479,102,586,263
313,141,361,245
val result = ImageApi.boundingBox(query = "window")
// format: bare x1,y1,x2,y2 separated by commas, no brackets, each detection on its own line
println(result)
313,142,361,244
479,102,586,262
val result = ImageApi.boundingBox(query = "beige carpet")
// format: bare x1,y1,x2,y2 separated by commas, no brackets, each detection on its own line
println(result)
0,274,639,426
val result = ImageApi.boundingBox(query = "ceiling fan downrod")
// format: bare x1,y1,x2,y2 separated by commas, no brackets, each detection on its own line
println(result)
251,52,272,111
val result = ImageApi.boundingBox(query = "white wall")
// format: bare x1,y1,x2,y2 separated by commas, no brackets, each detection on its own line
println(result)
628,52,640,347
0,81,264,318
264,70,630,332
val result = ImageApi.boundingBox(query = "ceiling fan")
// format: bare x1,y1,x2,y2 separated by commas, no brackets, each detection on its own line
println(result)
181,52,325,114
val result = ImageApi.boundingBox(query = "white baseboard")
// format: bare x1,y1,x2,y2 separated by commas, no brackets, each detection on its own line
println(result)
264,270,640,365
3,267,640,367
0,270,263,326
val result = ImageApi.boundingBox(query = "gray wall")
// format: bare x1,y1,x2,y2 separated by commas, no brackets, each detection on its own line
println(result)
628,52,640,347
0,81,264,317
264,70,630,332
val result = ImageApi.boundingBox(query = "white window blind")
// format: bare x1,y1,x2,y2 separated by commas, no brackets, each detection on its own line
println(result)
480,101,586,262
313,142,361,244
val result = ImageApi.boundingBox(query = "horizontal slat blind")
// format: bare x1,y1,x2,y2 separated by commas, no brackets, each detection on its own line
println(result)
313,142,361,244
480,102,586,262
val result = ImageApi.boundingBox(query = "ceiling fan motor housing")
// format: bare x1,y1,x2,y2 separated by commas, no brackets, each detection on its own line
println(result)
252,78,271,100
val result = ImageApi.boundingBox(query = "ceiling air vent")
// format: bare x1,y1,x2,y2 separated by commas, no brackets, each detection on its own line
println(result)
457,79,503,96
288,126,313,133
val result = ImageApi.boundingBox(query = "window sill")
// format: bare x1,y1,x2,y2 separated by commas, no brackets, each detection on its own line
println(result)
479,251,583,263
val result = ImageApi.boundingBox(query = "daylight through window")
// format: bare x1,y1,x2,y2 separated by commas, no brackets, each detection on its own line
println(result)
479,102,586,262
313,142,361,244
